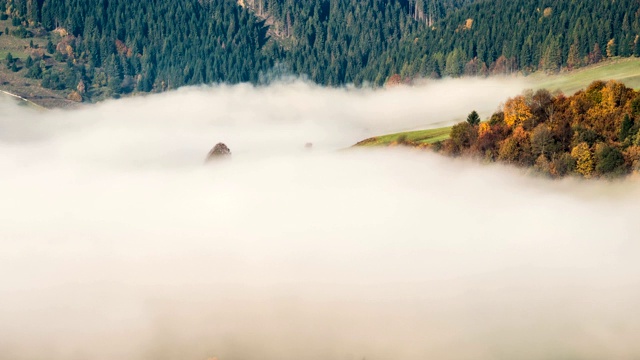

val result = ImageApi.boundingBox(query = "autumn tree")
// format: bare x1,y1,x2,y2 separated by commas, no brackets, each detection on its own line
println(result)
571,142,594,178
534,154,551,175
549,153,576,177
385,74,402,87
584,81,633,140
530,89,554,124
497,126,532,165
473,122,503,159
478,122,491,137
623,145,640,172
489,111,505,125
606,38,617,58
530,124,554,159
589,43,603,64
504,96,532,128
448,121,477,154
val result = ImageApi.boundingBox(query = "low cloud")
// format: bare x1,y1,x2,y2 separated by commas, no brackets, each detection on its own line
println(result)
1,79,639,360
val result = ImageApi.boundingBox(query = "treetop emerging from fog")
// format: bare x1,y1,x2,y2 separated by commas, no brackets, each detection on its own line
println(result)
439,81,640,179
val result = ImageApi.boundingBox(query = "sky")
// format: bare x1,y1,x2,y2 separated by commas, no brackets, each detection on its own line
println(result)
1,79,639,360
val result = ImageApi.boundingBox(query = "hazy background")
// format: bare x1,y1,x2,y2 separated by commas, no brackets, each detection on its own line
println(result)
1,79,639,360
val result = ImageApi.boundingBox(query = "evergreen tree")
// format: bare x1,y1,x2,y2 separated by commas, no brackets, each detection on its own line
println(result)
46,40,55,54
619,114,633,141
467,110,481,126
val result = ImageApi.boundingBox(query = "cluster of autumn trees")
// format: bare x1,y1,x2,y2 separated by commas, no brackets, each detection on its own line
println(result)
437,81,640,178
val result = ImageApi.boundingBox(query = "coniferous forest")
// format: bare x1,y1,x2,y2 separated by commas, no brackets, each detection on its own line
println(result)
0,0,639,101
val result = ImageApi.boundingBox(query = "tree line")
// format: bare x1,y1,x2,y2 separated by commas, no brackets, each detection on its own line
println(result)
246,0,640,83
1,0,276,100
437,81,640,178
0,0,638,100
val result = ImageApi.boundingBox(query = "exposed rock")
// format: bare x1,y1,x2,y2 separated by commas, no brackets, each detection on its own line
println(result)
206,142,231,162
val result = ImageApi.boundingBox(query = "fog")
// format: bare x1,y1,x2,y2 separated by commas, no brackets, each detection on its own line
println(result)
1,79,640,360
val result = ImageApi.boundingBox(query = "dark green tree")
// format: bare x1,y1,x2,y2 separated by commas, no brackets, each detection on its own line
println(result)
619,114,634,141
46,40,55,54
466,110,481,126
595,144,625,175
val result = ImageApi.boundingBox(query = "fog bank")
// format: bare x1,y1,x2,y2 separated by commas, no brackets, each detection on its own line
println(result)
1,79,640,360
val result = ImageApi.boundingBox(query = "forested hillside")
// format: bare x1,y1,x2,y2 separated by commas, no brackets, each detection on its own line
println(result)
242,0,478,84
241,0,640,84
0,0,639,103
389,0,640,79
0,0,276,101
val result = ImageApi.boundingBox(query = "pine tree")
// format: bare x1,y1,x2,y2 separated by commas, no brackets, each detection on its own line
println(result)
466,110,481,126
46,40,55,54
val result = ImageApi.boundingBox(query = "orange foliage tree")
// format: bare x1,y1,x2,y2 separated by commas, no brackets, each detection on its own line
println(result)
504,96,532,128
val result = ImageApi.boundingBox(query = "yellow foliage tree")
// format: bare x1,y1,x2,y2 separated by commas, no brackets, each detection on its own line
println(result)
497,126,531,165
503,96,532,128
478,122,491,137
623,145,640,172
571,142,594,178
600,80,626,110
586,80,628,139
606,38,616,57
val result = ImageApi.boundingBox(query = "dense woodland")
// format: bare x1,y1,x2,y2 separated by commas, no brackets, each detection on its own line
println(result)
255,0,640,83
0,0,639,100
437,81,640,178
0,0,277,99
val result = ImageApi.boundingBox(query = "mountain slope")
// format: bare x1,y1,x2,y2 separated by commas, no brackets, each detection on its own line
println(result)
0,0,275,102
0,0,638,105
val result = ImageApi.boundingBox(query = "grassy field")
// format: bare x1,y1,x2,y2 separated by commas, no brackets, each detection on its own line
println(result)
355,58,640,147
354,126,452,147
531,57,640,94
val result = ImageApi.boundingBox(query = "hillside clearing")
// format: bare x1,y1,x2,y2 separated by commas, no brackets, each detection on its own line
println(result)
531,57,640,95
354,126,452,147
354,58,640,148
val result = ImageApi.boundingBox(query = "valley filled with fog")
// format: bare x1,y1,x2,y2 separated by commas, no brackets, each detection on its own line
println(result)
1,79,640,360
